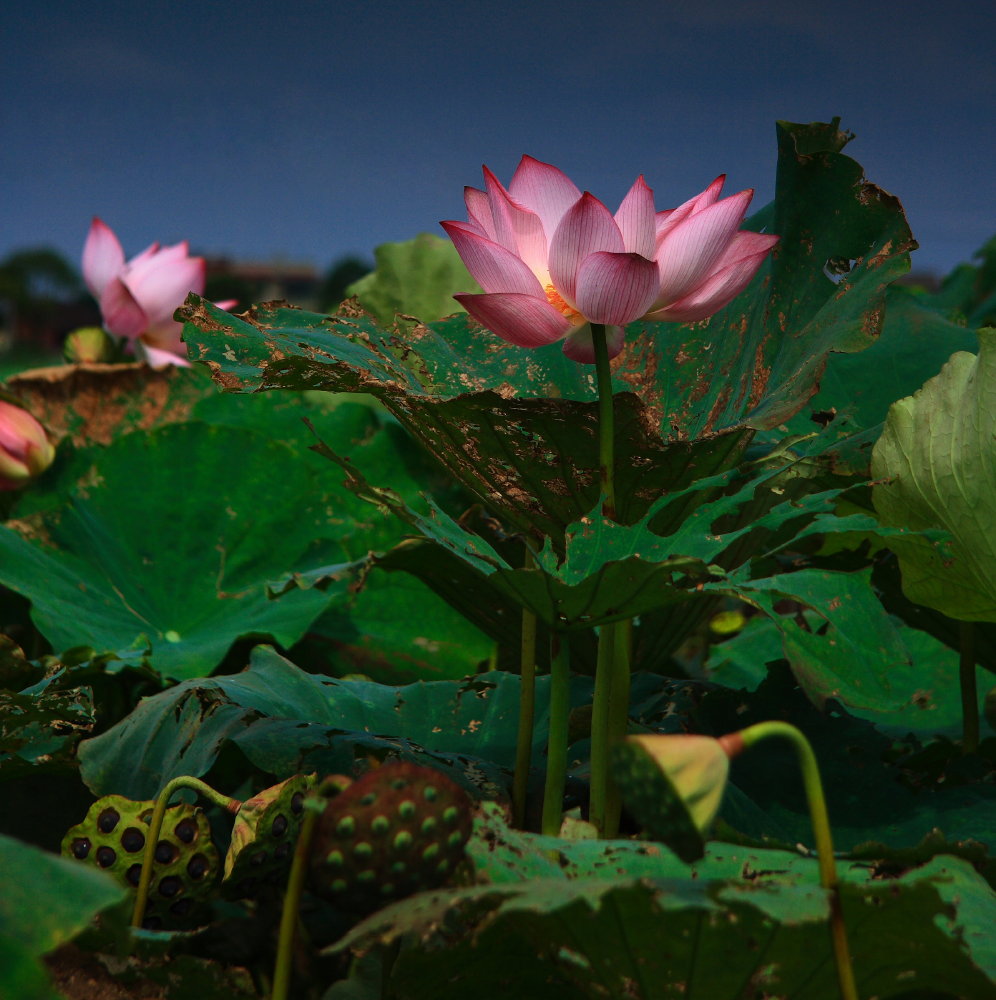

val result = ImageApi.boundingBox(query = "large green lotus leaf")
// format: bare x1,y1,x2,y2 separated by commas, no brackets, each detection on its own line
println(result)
872,328,996,621
344,232,480,324
180,120,912,538
76,645,592,799
0,422,361,679
0,833,126,958
333,856,996,1000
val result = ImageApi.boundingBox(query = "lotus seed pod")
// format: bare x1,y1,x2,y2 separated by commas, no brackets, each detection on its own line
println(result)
223,773,318,899
309,761,472,914
61,793,218,927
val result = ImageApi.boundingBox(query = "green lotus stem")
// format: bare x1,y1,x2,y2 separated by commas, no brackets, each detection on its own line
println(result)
131,776,241,929
513,548,538,828
960,620,979,754
272,801,320,1000
589,621,617,836
590,322,616,520
541,632,571,836
604,618,633,833
733,722,858,1000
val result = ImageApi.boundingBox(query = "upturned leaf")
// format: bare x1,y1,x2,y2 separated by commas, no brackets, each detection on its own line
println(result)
873,327,996,621
345,232,480,324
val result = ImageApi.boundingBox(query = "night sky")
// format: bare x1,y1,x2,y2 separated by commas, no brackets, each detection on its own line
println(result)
3,1,993,279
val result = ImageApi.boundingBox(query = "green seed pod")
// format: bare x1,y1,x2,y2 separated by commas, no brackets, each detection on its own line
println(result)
61,794,218,927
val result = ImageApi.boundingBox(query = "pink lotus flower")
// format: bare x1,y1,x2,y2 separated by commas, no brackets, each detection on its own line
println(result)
82,218,232,367
0,401,55,491
441,157,778,363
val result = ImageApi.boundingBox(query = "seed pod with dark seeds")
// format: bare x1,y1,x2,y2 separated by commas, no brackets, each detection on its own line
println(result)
309,761,472,915
222,774,318,899
61,794,219,926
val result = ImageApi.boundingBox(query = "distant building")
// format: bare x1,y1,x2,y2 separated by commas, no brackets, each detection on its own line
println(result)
204,257,322,310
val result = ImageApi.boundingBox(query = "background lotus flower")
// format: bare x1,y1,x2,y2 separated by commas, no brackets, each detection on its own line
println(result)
82,218,234,367
442,156,778,363
0,400,55,490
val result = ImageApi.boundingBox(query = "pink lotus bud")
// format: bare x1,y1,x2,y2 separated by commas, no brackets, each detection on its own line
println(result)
0,401,56,490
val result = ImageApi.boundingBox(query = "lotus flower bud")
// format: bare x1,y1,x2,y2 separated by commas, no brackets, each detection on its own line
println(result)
64,326,116,364
624,734,731,833
612,733,734,860
0,401,55,490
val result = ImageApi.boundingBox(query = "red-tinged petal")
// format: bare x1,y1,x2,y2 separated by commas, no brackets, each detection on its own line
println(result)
441,222,545,295
125,241,163,271
212,299,238,312
561,323,625,364
654,189,754,305
574,251,659,325
615,176,656,258
82,217,125,298
124,255,205,327
139,339,191,368
454,292,571,348
481,166,518,253
655,175,727,248
100,277,149,338
549,193,625,305
685,175,726,213
144,240,190,265
508,155,582,240
464,186,496,240
483,167,549,278
648,237,775,323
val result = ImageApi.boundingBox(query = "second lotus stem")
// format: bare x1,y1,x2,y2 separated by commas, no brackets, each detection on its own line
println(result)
513,546,538,828
541,632,571,836
960,620,979,754
724,722,859,1000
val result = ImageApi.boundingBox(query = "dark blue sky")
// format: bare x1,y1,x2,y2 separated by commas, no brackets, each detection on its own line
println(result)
3,1,993,279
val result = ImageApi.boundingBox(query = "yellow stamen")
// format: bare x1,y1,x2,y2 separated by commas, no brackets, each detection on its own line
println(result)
544,283,585,326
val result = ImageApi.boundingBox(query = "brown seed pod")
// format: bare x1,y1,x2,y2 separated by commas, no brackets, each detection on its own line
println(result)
222,773,318,899
309,761,473,914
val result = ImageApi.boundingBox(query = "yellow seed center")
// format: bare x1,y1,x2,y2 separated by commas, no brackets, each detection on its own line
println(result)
544,284,584,325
